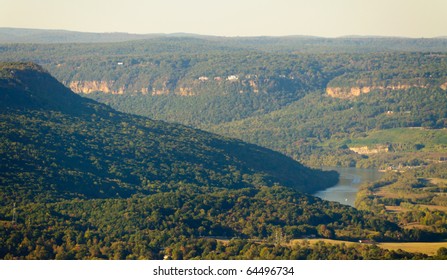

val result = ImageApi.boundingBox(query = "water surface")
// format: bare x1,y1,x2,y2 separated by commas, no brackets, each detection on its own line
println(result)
315,167,382,207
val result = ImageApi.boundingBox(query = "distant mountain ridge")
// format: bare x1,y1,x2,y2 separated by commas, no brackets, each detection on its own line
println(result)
2,40,446,171
0,27,163,43
1,27,447,52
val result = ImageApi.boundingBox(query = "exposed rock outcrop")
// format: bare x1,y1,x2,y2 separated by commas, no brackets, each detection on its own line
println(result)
349,145,389,155
66,76,300,97
326,84,427,99
177,87,195,96
68,80,125,94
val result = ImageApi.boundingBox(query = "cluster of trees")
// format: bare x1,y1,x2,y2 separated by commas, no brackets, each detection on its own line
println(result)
355,163,447,236
213,87,447,167
1,63,340,208
4,48,438,169
0,183,429,260
0,63,353,260
36,51,335,127
1,42,446,130
2,44,446,171
55,52,447,130
3,62,443,259
2,38,447,260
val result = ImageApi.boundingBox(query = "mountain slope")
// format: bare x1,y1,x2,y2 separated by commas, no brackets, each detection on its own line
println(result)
1,40,447,129
1,63,438,260
210,87,447,167
3,45,445,170
0,62,338,205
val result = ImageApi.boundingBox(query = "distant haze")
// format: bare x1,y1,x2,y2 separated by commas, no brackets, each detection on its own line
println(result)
0,0,446,38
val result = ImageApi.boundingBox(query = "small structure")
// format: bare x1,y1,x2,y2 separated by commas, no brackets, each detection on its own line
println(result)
358,239,376,244
227,75,239,81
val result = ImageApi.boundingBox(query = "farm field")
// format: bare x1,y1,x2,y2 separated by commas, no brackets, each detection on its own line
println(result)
377,242,447,256
349,128,447,149
292,238,447,256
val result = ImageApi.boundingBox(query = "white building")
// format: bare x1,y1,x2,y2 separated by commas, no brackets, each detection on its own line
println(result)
227,75,239,81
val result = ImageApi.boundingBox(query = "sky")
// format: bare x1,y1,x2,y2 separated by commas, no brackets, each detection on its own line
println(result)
1,0,446,38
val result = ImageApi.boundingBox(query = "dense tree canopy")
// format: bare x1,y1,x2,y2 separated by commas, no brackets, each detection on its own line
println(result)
1,34,447,260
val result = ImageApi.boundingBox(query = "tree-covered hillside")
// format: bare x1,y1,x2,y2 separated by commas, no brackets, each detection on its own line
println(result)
1,39,446,128
0,62,338,206
4,63,435,260
211,87,447,167
2,40,446,169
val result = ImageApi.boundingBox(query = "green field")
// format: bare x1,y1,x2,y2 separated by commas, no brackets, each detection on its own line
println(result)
292,238,447,256
348,128,447,149
314,128,447,168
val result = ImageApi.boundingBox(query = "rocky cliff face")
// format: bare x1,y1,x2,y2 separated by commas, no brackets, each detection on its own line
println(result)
68,80,125,95
326,84,430,99
68,80,176,96
349,145,389,155
66,76,296,97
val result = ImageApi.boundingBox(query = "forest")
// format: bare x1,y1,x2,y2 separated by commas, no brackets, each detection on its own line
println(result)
2,42,446,170
2,40,446,169
1,62,409,260
1,62,444,259
356,163,447,235
1,34,447,259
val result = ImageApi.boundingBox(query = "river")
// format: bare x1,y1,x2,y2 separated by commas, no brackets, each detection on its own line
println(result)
315,167,383,207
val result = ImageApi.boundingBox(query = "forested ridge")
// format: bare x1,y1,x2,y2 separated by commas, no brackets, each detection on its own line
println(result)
2,33,447,259
2,186,440,260
2,41,445,169
1,39,447,128
2,28,447,51
0,62,399,260
2,63,443,259
0,62,338,203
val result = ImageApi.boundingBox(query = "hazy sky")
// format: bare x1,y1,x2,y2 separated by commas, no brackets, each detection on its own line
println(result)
1,0,446,37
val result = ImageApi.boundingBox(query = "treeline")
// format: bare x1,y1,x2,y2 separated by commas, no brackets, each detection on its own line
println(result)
1,65,341,210
2,30,447,51
212,87,447,167
47,53,447,129
0,184,432,260
1,43,447,129
355,163,447,236
3,63,403,260
1,108,340,206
